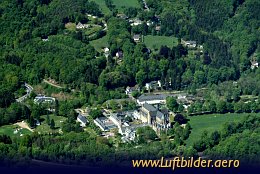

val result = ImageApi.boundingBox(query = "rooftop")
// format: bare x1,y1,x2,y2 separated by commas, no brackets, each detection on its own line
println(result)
77,114,87,123
156,111,165,120
138,93,188,103
133,34,141,40
143,103,157,112
138,94,167,102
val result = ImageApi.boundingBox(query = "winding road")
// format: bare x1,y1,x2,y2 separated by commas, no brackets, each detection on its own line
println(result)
16,83,33,103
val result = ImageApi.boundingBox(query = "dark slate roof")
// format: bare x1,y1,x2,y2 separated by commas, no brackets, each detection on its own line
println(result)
143,103,157,112
186,41,196,44
77,114,87,123
161,108,169,115
133,34,140,39
138,94,167,102
94,118,107,130
156,111,165,120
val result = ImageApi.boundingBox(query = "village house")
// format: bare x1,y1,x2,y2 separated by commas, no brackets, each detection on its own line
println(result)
104,47,109,53
116,13,128,20
125,85,140,95
133,34,141,42
124,127,136,141
94,117,117,132
146,20,153,26
130,18,143,26
155,25,161,32
251,60,259,69
76,22,88,29
77,114,88,127
42,36,49,42
181,39,197,48
116,51,123,58
145,80,162,91
103,47,110,58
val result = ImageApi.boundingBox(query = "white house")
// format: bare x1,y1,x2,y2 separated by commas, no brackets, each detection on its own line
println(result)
251,61,259,69
145,80,161,91
137,94,166,105
181,39,197,48
130,18,143,26
77,114,88,127
133,34,141,42
76,22,88,29
34,95,55,104
116,51,123,58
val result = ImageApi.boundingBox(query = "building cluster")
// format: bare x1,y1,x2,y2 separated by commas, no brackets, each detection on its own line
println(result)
75,91,195,143
34,95,55,104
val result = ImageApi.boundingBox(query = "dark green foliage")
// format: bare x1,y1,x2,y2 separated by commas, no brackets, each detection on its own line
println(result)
136,126,158,143
174,114,187,125
0,135,12,144
89,109,103,119
189,0,233,31
166,97,179,112
50,119,55,129
0,104,30,126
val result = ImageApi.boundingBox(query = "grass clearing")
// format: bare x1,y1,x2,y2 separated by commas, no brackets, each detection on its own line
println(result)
112,0,140,9
33,82,74,101
186,113,256,146
91,0,111,15
0,125,31,137
144,35,178,52
90,35,109,52
85,25,102,36
65,22,76,31
84,127,97,137
35,115,67,134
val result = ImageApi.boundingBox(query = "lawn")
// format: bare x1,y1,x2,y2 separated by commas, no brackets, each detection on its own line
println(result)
0,125,32,137
144,35,179,52
186,113,257,146
90,35,109,52
91,0,111,15
112,0,140,9
85,25,102,36
35,114,67,134
65,22,76,31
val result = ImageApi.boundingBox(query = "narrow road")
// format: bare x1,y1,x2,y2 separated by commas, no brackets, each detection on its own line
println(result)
142,0,150,11
16,83,33,103
43,79,64,89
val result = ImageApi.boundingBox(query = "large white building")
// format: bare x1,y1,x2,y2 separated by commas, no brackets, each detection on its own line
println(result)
137,93,188,105
137,94,167,105
34,95,55,104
